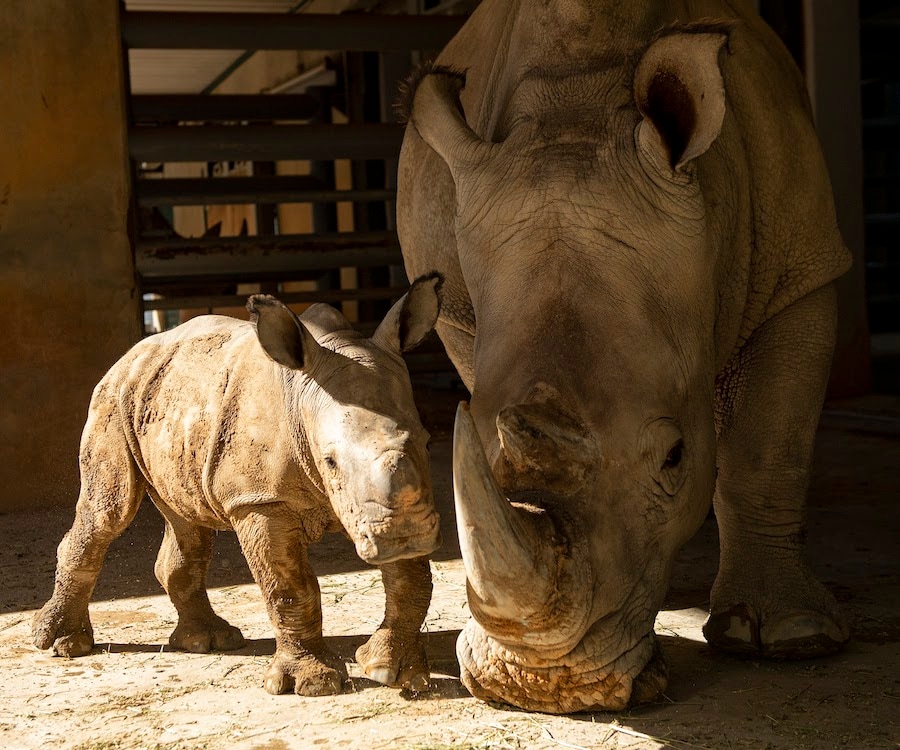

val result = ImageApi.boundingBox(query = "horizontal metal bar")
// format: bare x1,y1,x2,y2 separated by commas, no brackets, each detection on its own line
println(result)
136,230,402,280
129,123,404,162
863,117,900,149
143,286,409,311
136,176,395,206
819,409,900,437
131,94,321,123
122,11,465,51
865,214,900,247
866,213,900,225
139,229,397,253
863,117,900,130
864,174,900,188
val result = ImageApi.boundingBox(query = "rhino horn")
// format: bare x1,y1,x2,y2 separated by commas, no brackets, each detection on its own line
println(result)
453,402,592,653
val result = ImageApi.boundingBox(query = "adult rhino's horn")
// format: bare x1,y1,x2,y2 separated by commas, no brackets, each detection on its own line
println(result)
453,402,592,655
409,71,494,178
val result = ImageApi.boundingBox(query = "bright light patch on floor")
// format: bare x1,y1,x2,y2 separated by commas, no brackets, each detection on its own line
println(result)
655,607,709,643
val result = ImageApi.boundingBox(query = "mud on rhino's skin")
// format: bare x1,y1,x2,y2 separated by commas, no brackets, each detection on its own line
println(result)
32,274,444,698
397,0,852,713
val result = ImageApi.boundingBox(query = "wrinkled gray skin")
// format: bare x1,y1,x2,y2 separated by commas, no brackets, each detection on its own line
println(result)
33,276,443,697
398,0,851,713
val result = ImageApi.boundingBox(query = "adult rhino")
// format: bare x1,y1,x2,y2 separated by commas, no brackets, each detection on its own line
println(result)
397,0,851,713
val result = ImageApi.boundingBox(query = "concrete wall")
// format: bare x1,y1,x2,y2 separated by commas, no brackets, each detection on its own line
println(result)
0,1,140,512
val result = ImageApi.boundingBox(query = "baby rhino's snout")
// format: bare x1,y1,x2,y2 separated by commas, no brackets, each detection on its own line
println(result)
356,450,441,564
384,449,426,505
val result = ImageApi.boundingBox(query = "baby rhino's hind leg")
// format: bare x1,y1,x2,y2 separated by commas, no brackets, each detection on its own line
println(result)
153,504,244,653
33,414,145,657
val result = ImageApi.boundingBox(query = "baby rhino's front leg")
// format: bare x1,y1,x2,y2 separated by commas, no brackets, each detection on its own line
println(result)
232,506,343,696
356,557,432,691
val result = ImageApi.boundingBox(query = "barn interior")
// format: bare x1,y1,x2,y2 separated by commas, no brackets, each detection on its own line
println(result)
0,1,897,748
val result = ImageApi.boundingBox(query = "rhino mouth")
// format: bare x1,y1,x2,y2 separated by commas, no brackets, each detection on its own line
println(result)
354,507,441,563
457,623,667,713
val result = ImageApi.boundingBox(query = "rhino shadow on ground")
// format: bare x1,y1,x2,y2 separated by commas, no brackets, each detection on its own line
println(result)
80,628,469,701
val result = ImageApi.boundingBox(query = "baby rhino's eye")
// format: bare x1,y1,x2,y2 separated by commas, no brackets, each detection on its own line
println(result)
323,456,337,471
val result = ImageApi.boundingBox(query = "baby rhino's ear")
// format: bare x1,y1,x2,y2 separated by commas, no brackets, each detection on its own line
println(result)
373,273,444,354
248,294,323,370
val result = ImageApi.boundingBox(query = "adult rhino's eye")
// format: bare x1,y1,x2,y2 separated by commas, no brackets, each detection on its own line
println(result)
658,438,686,496
663,440,683,470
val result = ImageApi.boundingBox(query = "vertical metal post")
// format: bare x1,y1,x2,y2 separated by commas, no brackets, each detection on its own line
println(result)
345,50,393,322
308,85,340,292
803,0,871,396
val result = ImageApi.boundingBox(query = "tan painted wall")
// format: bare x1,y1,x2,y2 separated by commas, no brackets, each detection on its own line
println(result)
0,1,140,512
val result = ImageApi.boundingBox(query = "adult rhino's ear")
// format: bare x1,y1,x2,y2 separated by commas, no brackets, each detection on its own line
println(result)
372,273,443,354
634,26,731,172
248,294,322,370
408,66,494,182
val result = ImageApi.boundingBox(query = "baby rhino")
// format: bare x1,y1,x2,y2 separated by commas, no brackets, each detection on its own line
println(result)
33,274,444,696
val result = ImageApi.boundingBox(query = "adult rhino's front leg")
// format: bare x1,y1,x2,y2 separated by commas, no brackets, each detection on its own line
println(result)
355,557,432,691
706,283,849,658
232,505,344,696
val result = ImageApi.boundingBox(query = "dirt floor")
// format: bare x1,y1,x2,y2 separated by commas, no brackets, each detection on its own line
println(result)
0,390,898,750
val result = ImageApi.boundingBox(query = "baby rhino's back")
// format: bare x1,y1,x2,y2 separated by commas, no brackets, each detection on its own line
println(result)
93,316,299,528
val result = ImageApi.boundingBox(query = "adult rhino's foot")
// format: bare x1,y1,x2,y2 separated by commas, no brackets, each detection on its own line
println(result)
704,604,848,659
169,614,245,653
263,648,345,697
704,562,849,659
355,626,430,691
456,619,664,713
32,600,95,658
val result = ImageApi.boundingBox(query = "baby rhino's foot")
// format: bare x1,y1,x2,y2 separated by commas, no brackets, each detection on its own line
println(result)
32,601,94,658
169,614,245,653
264,649,344,697
356,627,430,691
